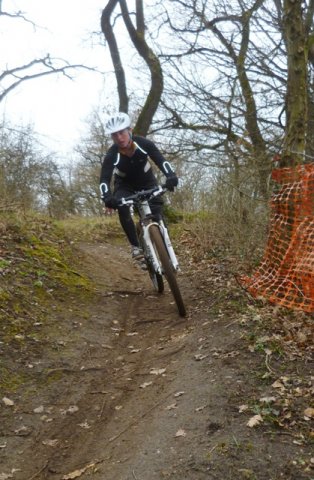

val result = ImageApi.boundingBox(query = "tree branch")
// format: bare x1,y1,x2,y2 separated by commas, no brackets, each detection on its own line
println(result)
100,0,129,112
0,57,97,103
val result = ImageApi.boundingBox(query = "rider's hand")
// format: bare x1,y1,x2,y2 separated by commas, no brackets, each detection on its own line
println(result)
165,174,178,192
103,195,118,210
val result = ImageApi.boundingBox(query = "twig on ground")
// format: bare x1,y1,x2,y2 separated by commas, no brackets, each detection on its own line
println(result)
46,366,108,375
106,391,175,446
265,352,276,374
26,461,48,480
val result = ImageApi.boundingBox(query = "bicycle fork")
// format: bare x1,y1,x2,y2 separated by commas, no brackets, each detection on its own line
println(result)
143,222,180,274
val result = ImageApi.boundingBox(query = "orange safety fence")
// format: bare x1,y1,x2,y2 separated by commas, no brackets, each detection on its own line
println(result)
241,163,314,313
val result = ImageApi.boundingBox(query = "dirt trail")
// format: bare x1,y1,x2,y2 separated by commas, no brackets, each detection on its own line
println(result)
0,241,312,480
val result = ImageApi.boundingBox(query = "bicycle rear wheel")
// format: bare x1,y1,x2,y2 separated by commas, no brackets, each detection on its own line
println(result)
149,225,186,317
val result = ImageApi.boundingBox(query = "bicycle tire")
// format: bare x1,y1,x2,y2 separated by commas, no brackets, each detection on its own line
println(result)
138,225,164,293
149,225,186,317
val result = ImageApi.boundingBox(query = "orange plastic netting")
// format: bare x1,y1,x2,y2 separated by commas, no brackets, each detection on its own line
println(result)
241,163,314,313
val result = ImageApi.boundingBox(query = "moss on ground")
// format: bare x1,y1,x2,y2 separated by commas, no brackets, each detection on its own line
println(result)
0,213,105,392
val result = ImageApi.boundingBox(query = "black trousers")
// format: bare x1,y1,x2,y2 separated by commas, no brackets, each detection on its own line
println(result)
113,182,163,247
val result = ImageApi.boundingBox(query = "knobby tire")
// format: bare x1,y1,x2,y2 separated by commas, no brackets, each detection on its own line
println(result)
148,225,186,317
138,225,164,293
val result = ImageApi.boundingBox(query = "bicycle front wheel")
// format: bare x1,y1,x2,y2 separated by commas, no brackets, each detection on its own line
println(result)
148,264,164,293
149,225,186,317
138,224,164,293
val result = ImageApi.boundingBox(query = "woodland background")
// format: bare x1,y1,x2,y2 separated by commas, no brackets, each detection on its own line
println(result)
1,0,313,261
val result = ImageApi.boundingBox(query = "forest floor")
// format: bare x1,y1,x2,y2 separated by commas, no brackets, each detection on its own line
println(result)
0,216,313,480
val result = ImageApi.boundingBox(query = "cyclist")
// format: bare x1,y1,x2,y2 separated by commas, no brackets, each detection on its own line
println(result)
99,112,178,267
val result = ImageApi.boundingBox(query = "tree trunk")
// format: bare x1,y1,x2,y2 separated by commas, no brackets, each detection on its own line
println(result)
281,0,308,166
101,0,129,113
119,0,163,136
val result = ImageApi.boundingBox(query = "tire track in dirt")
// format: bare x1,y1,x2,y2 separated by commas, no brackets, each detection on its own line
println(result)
0,241,192,479
2,241,312,480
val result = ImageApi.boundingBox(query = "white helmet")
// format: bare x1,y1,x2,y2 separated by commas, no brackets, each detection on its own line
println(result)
104,112,131,134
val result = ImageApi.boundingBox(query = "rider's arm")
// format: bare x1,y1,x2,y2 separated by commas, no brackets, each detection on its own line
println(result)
99,146,117,197
138,137,176,177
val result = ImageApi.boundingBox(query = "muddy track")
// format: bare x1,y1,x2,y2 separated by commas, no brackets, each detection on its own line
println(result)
1,242,312,480
1,242,195,479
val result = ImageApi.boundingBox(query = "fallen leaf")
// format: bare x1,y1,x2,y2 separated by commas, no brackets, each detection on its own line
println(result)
293,439,304,445
296,332,307,343
14,426,30,436
280,376,290,385
304,407,314,418
194,354,208,361
78,421,91,429
150,368,166,375
165,403,177,410
34,405,44,413
259,396,277,403
14,334,24,340
272,380,285,390
42,439,59,447
62,463,96,479
247,414,263,428
140,381,153,389
67,405,79,414
239,404,249,413
174,391,185,398
212,351,221,358
195,405,207,412
175,428,187,437
2,397,14,407
41,415,53,423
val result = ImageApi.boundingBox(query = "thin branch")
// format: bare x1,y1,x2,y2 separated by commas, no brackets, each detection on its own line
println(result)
0,57,98,103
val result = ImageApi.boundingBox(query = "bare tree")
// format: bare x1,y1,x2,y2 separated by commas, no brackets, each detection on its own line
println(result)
100,0,163,135
101,0,129,113
0,123,64,211
0,4,96,104
280,0,311,166
97,0,313,206
148,0,313,192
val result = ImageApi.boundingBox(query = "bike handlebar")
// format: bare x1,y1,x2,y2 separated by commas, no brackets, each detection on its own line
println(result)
118,185,167,207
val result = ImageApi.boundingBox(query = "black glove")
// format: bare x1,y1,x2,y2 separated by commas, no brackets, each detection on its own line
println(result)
165,174,178,192
103,194,118,210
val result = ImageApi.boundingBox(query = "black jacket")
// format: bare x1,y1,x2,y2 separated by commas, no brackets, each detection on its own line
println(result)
100,135,175,194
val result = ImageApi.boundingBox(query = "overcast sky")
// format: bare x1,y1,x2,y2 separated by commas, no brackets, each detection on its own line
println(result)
0,0,111,160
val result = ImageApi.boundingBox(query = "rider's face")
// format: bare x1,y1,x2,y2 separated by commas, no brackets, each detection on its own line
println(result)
111,128,132,148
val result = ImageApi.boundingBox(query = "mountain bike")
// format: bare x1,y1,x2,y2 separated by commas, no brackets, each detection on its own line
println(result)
119,185,186,317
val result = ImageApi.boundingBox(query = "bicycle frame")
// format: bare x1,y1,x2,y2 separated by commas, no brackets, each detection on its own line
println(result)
120,188,179,274
118,185,186,317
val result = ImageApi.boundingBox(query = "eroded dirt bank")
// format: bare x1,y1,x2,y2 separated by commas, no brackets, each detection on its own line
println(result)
0,240,313,480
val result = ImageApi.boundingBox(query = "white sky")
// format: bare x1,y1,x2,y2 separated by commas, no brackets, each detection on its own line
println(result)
0,0,112,160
